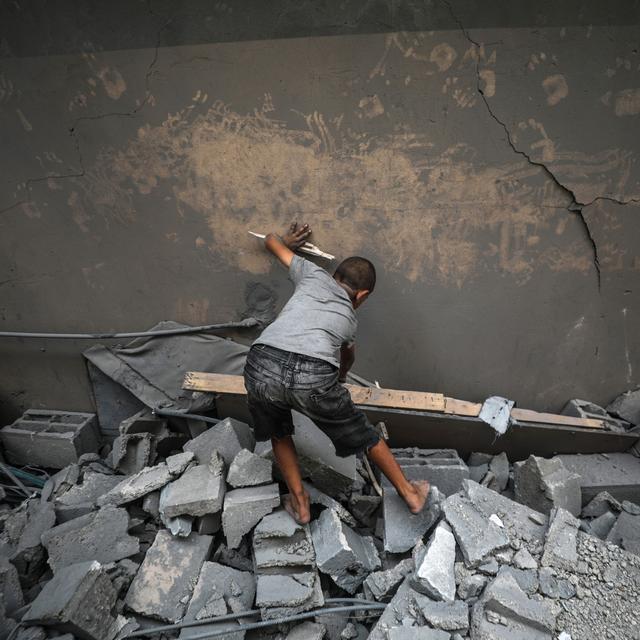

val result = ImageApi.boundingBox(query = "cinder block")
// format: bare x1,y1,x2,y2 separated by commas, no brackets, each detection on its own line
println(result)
125,530,213,622
23,560,118,640
0,410,100,469
222,484,280,549
310,508,380,594
183,417,255,467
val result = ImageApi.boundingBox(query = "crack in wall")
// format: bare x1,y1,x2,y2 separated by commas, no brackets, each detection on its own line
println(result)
441,0,605,291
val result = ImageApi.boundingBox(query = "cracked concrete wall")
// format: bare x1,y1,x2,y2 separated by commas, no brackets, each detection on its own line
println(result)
1,0,639,423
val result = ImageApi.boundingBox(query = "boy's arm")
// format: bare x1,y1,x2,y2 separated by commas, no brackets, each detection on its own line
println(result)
265,222,311,268
339,343,355,383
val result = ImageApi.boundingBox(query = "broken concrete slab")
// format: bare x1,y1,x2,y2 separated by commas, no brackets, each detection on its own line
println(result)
413,596,469,633
483,452,509,493
183,417,255,467
227,448,272,488
256,412,356,497
40,464,80,503
457,573,487,600
386,629,450,640
53,471,123,522
513,455,581,516
256,570,324,620
363,558,413,602
253,508,315,570
0,410,100,469
471,572,555,640
41,506,139,572
110,433,154,475
512,548,537,570
23,560,118,640
411,521,456,602
382,486,443,553
586,511,617,539
606,387,640,425
562,399,629,431
98,463,172,507
443,492,509,568
303,481,356,527
557,453,640,504
311,508,380,594
125,530,212,622
541,507,580,571
606,510,640,554
286,621,327,640
211,542,253,573
0,556,23,615
178,561,255,640
538,566,576,599
495,565,538,595
222,483,280,549
165,451,195,476
119,409,169,437
581,491,621,518
347,494,381,526
159,464,225,519
381,448,469,497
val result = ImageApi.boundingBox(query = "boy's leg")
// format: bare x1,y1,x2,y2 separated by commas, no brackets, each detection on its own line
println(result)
271,435,311,524
366,439,430,514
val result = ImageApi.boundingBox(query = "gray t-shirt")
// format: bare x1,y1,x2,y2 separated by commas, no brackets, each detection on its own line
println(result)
254,255,357,368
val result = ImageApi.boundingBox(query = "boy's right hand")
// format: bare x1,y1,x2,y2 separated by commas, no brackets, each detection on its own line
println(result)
282,221,311,250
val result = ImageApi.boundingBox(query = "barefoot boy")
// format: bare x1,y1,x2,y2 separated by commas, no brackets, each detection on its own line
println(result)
244,222,429,524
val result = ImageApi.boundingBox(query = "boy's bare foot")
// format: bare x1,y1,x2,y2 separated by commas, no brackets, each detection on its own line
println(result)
403,480,430,514
283,491,311,525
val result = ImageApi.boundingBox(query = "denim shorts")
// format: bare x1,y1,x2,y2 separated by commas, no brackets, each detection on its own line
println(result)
243,344,380,457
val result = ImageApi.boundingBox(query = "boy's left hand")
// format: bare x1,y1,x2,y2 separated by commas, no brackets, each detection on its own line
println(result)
282,222,311,250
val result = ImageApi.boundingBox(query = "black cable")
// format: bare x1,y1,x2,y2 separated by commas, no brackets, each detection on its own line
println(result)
0,318,258,340
152,408,220,425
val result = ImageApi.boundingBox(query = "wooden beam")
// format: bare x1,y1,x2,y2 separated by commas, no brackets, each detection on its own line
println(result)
183,371,605,430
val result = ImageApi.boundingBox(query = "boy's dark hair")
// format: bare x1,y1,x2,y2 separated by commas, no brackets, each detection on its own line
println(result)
334,256,376,293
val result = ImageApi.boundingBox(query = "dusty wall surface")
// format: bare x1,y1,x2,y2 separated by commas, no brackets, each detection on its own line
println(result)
1,0,640,423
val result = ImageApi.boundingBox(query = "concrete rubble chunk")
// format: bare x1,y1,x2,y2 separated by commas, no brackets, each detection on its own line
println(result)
286,621,327,640
97,463,172,507
541,507,579,570
605,510,640,554
443,492,509,568
556,453,640,504
178,561,256,640
212,542,253,573
183,417,255,467
42,506,139,572
256,570,324,620
348,494,381,525
0,556,24,615
538,567,576,599
606,387,640,425
0,409,100,469
587,511,617,539
222,483,280,549
513,455,581,516
469,464,488,484
483,452,509,493
23,560,118,640
125,530,213,622
471,572,556,639
386,629,450,640
457,573,487,600
562,399,629,431
512,548,537,570
159,464,226,519
166,451,195,476
54,471,123,521
256,412,356,497
363,558,413,602
311,508,380,594
382,448,469,496
253,508,315,569
581,491,621,518
411,521,456,602
110,433,154,475
165,515,193,537
495,566,538,595
227,449,272,487
413,596,469,633
119,409,168,437
383,486,443,553
304,481,357,527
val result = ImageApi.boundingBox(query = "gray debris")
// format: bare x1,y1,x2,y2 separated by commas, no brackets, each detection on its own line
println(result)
311,508,380,594
179,561,255,639
606,510,640,554
512,548,537,570
53,471,123,518
541,508,580,571
457,574,487,599
227,449,272,488
562,399,629,431
159,464,226,518
347,494,381,526
256,570,324,619
513,455,581,517
478,396,514,435
413,596,469,633
253,508,315,569
538,566,576,599
383,486,443,553
386,629,450,640
587,511,617,539
125,530,213,622
411,521,456,602
98,463,172,507
195,512,221,535
304,481,357,527
183,417,255,467
286,621,327,640
222,483,280,549
363,558,413,602
581,491,621,518
23,560,118,640
166,451,195,476
443,492,509,568
484,452,509,493
0,556,23,615
165,515,193,537
41,506,139,572
110,433,154,475
477,557,499,575
495,566,538,595
469,464,489,484
606,387,640,425
141,491,160,518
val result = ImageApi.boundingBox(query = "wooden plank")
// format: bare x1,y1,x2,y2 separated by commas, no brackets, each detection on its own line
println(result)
183,371,445,411
444,397,482,416
511,408,605,430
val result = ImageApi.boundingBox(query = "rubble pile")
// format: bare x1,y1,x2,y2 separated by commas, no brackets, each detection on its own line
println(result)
0,406,639,640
